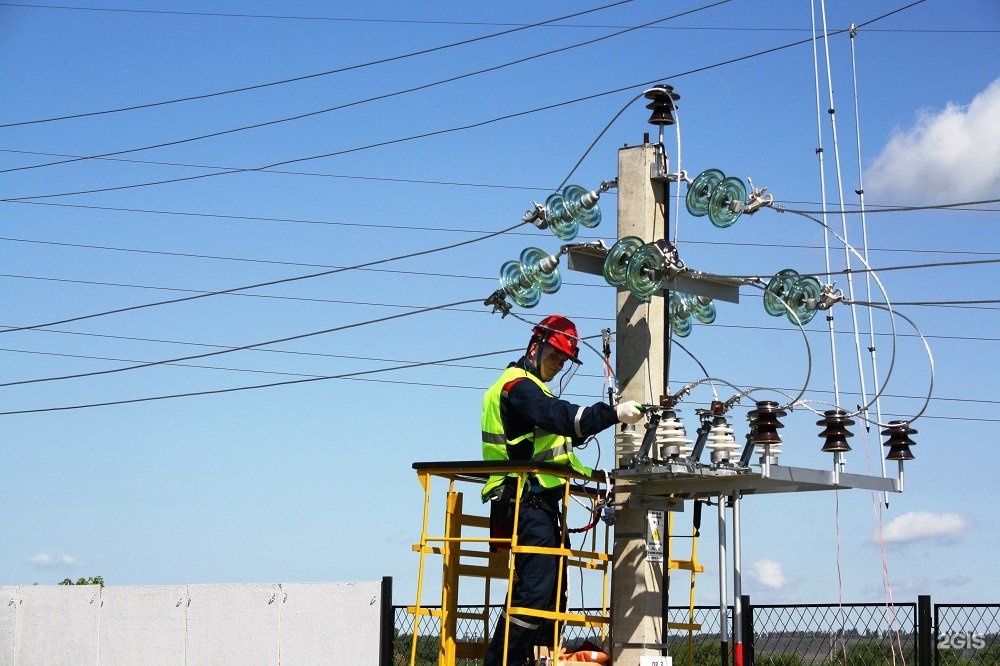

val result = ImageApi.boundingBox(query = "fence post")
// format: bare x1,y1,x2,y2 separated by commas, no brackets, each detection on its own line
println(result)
380,576,394,666
740,594,754,666
917,594,932,666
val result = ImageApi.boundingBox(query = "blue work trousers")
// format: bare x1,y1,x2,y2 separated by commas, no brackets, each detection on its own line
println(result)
485,494,567,666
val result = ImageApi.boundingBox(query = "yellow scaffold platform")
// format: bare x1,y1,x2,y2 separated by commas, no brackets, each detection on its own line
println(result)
406,460,704,665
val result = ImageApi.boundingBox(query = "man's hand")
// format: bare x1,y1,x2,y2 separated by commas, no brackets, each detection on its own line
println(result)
616,400,644,424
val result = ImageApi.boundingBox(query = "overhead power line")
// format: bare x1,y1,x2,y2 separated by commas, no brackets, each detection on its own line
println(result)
0,150,551,192
3,1,993,33
5,344,998,409
3,232,996,281
0,0,637,128
0,273,499,305
0,297,484,388
4,343,996,420
0,335,501,416
3,0,926,202
4,152,998,215
5,254,998,308
1,1,731,174
6,318,996,376
723,256,1000,282
779,200,1000,215
0,346,514,379
0,222,522,334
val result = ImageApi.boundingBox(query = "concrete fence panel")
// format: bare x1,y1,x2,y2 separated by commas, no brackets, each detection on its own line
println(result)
1,581,384,665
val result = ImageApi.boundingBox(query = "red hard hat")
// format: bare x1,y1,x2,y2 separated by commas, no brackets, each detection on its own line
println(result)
532,314,582,364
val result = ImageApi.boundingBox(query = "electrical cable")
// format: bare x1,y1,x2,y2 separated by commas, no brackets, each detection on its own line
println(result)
4,202,996,258
2,2,988,34
0,272,503,306
3,0,925,202
0,151,551,192
838,301,936,425
3,2,729,175
849,21,890,499
759,213,938,423
1,200,553,236
857,298,1000,306
721,281,815,411
7,317,992,366
814,1,848,640
786,208,902,424
1,2,654,27
671,111,685,248
2,343,988,420
554,90,643,193
718,256,1000,281
779,198,1000,213
0,345,526,378
0,320,500,416
808,0,843,465
821,0,873,478
666,337,718,402
692,209,920,425
0,0,637,128
0,221,523,335
0,297,483,388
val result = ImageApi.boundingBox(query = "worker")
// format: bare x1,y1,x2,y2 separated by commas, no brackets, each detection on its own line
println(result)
481,314,644,666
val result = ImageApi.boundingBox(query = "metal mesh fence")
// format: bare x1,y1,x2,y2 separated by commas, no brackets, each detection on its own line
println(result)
750,602,916,666
935,604,1000,666
391,604,730,665
392,605,610,666
392,602,999,666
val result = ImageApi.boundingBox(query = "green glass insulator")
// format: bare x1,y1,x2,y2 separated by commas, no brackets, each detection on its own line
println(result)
562,184,601,228
691,295,717,324
602,236,644,287
763,269,801,317
545,193,578,240
686,169,725,217
786,275,822,325
669,293,693,337
499,260,540,308
707,176,747,228
520,247,561,295
625,243,666,301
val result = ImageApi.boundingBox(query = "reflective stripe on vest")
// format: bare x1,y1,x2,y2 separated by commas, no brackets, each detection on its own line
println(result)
481,367,592,500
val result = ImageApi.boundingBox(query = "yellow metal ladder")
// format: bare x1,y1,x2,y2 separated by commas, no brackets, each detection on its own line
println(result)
665,505,705,663
407,461,611,665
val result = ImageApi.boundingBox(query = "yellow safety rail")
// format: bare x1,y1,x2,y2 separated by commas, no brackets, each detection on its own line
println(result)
407,461,611,666
665,506,705,665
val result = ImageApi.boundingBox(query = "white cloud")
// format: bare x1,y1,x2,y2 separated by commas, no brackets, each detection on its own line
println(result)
25,552,79,570
864,77,1000,204
750,559,787,589
880,511,970,544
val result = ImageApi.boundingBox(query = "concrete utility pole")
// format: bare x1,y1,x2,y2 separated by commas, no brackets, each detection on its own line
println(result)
611,139,669,666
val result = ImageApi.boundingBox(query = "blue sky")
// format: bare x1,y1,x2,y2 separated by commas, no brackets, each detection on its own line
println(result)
1,0,998,612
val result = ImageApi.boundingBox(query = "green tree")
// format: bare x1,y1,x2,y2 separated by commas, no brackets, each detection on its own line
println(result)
58,576,104,587
972,642,1000,665
825,642,916,666
761,655,807,666
393,632,439,666
668,640,726,666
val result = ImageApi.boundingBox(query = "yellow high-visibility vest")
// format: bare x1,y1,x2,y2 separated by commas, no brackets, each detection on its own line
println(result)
481,366,592,501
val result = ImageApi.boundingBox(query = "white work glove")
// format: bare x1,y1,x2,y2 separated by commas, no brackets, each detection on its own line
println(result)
615,400,644,424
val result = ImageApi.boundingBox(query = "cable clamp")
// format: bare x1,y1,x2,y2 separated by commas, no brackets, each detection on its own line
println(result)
483,290,512,317
815,284,845,311
743,177,774,214
522,202,548,229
